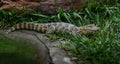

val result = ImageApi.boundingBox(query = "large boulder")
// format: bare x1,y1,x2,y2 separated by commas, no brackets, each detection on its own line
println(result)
2,30,52,64
0,30,75,64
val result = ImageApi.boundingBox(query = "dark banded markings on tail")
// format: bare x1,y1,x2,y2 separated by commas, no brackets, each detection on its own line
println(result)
14,23,24,30
45,24,48,31
20,23,25,29
25,23,29,29
11,27,15,31
33,24,38,30
29,23,34,30
15,23,21,29
37,25,42,32
35,24,39,31
41,25,47,33
25,23,33,30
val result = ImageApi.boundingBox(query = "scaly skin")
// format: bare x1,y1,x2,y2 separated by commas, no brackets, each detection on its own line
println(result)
6,22,100,35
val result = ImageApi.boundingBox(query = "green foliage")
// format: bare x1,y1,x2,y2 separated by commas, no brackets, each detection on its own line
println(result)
59,2,120,64
0,10,23,28
85,0,120,9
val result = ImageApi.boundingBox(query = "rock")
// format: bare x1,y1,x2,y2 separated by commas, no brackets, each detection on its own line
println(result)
49,47,74,64
1,30,75,64
36,34,75,64
3,30,52,64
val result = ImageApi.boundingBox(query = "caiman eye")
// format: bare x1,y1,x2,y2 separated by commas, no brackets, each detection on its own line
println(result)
87,24,95,27
88,25,93,27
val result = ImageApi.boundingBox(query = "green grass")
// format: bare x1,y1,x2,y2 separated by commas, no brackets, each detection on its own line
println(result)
0,1,120,64
0,34,37,64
